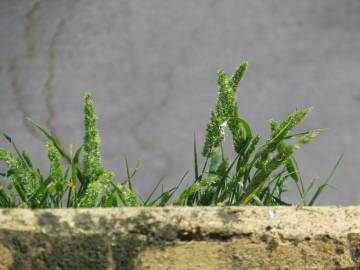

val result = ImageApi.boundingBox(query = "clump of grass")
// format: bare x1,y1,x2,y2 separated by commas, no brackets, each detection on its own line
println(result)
176,62,341,206
0,62,339,208
0,93,142,208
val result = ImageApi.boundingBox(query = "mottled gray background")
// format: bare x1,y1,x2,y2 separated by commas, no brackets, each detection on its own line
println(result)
0,0,359,205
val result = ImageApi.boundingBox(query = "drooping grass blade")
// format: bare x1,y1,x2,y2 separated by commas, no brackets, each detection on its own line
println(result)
144,175,166,205
194,133,199,181
308,153,343,206
27,118,71,163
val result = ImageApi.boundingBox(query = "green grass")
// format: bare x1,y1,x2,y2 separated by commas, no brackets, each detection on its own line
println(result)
0,62,340,208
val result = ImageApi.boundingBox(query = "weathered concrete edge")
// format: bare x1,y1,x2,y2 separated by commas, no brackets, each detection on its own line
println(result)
0,206,360,269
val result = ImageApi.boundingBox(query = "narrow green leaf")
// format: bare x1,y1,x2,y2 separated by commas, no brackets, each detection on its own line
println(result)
0,186,11,207
22,150,33,169
67,146,82,207
1,132,27,167
193,133,199,181
27,118,71,163
144,176,166,205
286,156,301,183
308,154,343,206
124,156,133,191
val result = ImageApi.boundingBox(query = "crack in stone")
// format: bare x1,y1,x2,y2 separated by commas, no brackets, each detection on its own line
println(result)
176,229,253,242
24,1,40,58
5,2,44,143
119,1,175,183
8,59,42,141
43,1,79,138
128,0,218,182
43,18,66,135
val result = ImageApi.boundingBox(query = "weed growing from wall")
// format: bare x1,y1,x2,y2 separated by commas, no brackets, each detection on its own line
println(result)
0,62,340,208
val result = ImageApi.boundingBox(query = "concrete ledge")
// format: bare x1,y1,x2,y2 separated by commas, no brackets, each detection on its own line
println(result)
0,207,359,269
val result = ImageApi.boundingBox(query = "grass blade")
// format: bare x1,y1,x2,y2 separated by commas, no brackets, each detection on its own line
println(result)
1,132,27,167
27,118,71,163
144,176,166,205
151,171,189,206
308,153,343,206
194,133,199,181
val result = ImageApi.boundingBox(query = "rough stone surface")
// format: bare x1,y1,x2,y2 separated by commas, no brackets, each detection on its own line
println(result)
1,1,360,205
0,207,360,269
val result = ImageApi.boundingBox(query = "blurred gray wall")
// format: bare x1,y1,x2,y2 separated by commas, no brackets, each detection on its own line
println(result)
0,0,360,205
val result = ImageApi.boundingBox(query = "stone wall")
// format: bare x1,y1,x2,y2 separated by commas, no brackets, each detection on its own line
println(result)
1,1,360,204
0,207,359,269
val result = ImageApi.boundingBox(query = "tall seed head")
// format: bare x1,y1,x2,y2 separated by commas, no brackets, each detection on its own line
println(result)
202,63,250,156
83,92,104,183
231,61,248,90
202,112,225,156
47,140,64,189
